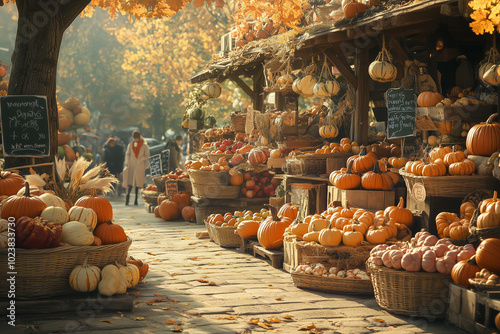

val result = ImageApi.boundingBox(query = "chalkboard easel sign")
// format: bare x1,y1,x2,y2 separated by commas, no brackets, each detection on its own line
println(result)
385,88,416,139
0,95,50,157
147,149,170,178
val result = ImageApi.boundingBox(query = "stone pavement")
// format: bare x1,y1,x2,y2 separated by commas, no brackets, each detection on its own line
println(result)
1,195,464,334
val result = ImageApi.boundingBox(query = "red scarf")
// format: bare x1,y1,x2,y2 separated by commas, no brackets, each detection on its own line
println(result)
132,139,144,159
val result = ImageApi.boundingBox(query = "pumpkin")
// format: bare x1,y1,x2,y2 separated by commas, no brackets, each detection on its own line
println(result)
116,262,140,288
366,224,388,244
368,59,397,83
302,229,320,242
361,161,393,190
1,183,47,220
422,250,437,273
248,148,268,165
342,230,364,246
230,172,244,186
417,91,443,107
435,212,460,238
93,221,127,245
384,197,413,226
236,220,260,239
0,171,25,196
451,256,480,287
257,207,292,249
388,157,407,169
289,220,309,237
347,146,378,174
343,1,366,18
154,206,161,218
69,255,101,292
61,221,94,246
38,193,66,210
0,219,8,248
448,159,475,176
466,113,500,157
127,256,149,281
483,64,500,85
401,252,422,272
181,206,196,222
68,206,98,231
98,264,127,296
40,206,69,225
460,201,475,220
436,255,456,274
157,193,168,205
449,221,471,240
15,216,62,248
158,200,179,221
443,149,466,166
307,216,329,232
319,124,339,138
476,238,500,274
172,193,190,207
201,81,222,99
429,145,452,162
421,159,447,177
331,160,361,190
74,188,113,225
93,235,102,246
277,203,298,221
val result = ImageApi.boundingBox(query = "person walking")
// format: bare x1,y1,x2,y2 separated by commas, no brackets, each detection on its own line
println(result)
123,130,150,205
102,137,125,195
166,135,183,173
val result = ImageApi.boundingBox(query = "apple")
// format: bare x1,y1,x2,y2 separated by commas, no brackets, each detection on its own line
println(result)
244,172,252,181
241,187,247,196
256,190,264,197
262,171,271,178
225,150,233,154
222,140,233,147
245,180,255,189
246,190,255,198
260,176,269,185
269,190,275,197
263,183,274,195
254,185,260,193
219,145,227,152
252,176,260,183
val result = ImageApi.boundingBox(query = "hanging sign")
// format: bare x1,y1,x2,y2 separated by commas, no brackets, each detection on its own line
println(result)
385,88,416,139
0,95,50,157
160,149,170,175
148,154,162,177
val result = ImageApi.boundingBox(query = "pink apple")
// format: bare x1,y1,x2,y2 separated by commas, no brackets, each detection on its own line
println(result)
246,190,255,198
245,180,255,190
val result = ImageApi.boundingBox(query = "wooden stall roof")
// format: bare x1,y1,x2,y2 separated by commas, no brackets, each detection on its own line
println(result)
189,0,459,84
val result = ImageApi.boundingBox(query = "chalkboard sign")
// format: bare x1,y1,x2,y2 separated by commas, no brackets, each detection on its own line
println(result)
147,149,170,177
166,180,178,196
0,95,50,157
385,88,416,139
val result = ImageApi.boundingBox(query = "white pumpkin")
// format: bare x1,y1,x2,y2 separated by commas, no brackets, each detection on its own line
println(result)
74,112,90,126
98,264,127,296
299,75,317,97
116,262,140,288
479,62,495,85
201,82,221,99
325,79,340,96
483,64,500,85
69,256,101,292
0,219,9,248
368,60,397,83
292,77,302,94
61,221,94,246
16,185,43,196
68,206,98,231
40,206,68,225
38,193,66,210
313,82,330,98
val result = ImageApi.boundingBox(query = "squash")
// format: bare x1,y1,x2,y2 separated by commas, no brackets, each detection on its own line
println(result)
342,230,364,246
74,188,113,225
1,183,47,220
417,91,443,107
466,113,500,157
201,82,222,99
116,262,140,288
319,124,339,138
0,171,25,196
257,207,292,249
0,219,9,248
69,255,101,292
74,112,90,126
61,221,94,246
451,256,480,287
475,238,500,274
93,221,127,245
368,59,397,83
68,206,98,231
126,256,149,282
98,264,127,296
38,193,66,210
40,206,69,225
158,200,179,221
318,224,342,246
14,216,62,249
62,144,76,161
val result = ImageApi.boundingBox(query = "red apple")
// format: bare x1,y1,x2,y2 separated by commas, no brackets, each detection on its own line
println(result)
262,171,271,178
222,140,233,147
245,180,255,190
254,185,260,193
263,183,274,195
219,145,227,152
256,190,264,197
215,141,222,146
269,190,275,197
241,187,247,196
246,190,254,198
244,172,252,181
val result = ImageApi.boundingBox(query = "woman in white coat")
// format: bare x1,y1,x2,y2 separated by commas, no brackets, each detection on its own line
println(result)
123,130,150,205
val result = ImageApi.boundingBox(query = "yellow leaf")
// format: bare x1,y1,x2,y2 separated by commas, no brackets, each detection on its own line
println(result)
134,316,147,321
99,319,115,324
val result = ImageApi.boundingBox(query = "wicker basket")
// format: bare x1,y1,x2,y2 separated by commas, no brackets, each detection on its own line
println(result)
152,176,167,193
0,238,132,299
366,260,452,318
400,169,500,197
188,169,230,186
291,272,374,295
178,178,192,193
141,190,160,205
208,153,234,164
231,113,247,133
205,222,242,248
191,183,240,199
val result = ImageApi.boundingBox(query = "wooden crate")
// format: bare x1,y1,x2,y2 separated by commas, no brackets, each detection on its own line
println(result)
327,186,395,211
191,196,269,225
326,155,351,175
283,239,304,273
290,183,327,216
253,244,284,269
267,157,286,169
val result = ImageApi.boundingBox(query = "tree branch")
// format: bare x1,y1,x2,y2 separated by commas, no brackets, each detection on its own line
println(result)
60,0,92,30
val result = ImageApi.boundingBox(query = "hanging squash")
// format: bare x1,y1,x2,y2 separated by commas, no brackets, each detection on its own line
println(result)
201,82,221,99
368,37,397,83
466,113,500,157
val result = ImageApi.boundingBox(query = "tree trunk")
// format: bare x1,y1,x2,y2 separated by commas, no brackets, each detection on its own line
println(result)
4,0,90,169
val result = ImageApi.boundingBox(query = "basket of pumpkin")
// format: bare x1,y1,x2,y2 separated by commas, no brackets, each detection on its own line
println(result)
187,157,241,199
0,183,135,299
205,213,242,248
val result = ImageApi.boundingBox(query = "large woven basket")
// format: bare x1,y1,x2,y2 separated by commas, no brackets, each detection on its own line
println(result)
291,272,374,295
188,169,230,186
205,222,242,248
191,183,240,199
152,176,167,193
0,238,132,299
141,190,160,205
400,169,500,197
366,260,452,318
231,113,247,133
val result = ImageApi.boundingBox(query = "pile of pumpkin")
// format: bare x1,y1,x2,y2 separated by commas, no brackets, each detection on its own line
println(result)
403,146,476,177
207,208,270,227
69,255,148,296
154,191,195,222
329,148,400,190
0,181,127,248
283,199,413,247
287,138,359,157
292,263,371,280
58,97,91,131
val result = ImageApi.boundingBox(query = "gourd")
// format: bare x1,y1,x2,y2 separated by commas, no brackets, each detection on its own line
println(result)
69,255,101,292
0,219,9,248
384,197,413,226
307,216,329,232
466,113,500,157
93,221,128,245
477,191,500,229
201,82,222,99
61,221,94,246
319,124,339,138
0,171,25,196
98,264,127,296
401,252,422,272
15,216,62,248
68,206,98,231
40,206,69,225
116,262,140,288
1,183,47,220
248,148,267,165
74,188,113,225
127,256,149,281
368,39,397,83
388,157,407,169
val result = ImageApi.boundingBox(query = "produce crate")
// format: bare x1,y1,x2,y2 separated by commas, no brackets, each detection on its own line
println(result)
191,196,269,225
291,272,374,295
326,153,352,175
297,156,327,175
205,222,242,248
290,183,327,216
327,186,395,211
283,238,304,273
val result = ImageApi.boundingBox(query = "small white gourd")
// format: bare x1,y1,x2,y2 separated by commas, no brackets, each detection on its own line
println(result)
98,264,127,296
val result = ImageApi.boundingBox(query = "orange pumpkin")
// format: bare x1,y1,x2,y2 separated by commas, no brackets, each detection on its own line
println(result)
0,171,25,196
181,205,196,222
343,1,366,18
257,208,292,249
417,91,443,107
347,146,378,174
236,220,260,239
466,113,500,156
127,256,149,281
172,193,190,207
331,160,361,190
0,183,47,220
277,203,298,221
93,221,127,245
451,256,480,287
230,172,244,186
361,161,393,191
158,200,178,221
74,188,113,225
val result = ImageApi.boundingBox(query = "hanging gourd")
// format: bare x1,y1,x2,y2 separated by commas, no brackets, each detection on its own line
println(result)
297,59,318,97
319,110,339,138
313,55,340,98
201,81,222,99
480,41,500,86
368,36,397,83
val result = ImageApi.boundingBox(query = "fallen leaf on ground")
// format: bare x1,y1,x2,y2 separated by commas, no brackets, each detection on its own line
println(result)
118,312,125,317
208,282,216,286
249,318,272,329
172,325,183,332
134,316,147,321
170,273,181,276
99,319,115,324
375,318,385,323
154,293,163,296
182,237,190,240
165,320,176,324
283,315,293,319
162,307,177,310
185,312,200,316
146,252,156,256
171,299,180,302
197,279,209,283
188,242,196,245
208,263,218,266
269,317,280,323
188,257,198,260
275,298,283,301
182,303,190,306
217,315,237,320
133,291,142,296
153,259,163,262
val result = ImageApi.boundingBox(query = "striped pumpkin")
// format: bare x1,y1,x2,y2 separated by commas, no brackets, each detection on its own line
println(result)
319,124,339,138
368,60,397,83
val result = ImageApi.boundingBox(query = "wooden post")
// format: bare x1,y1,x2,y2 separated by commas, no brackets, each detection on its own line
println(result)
354,47,370,145
253,65,265,111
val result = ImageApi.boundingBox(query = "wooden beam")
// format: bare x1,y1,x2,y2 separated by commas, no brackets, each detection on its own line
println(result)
229,75,254,100
354,47,370,145
322,48,358,89
253,64,265,111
